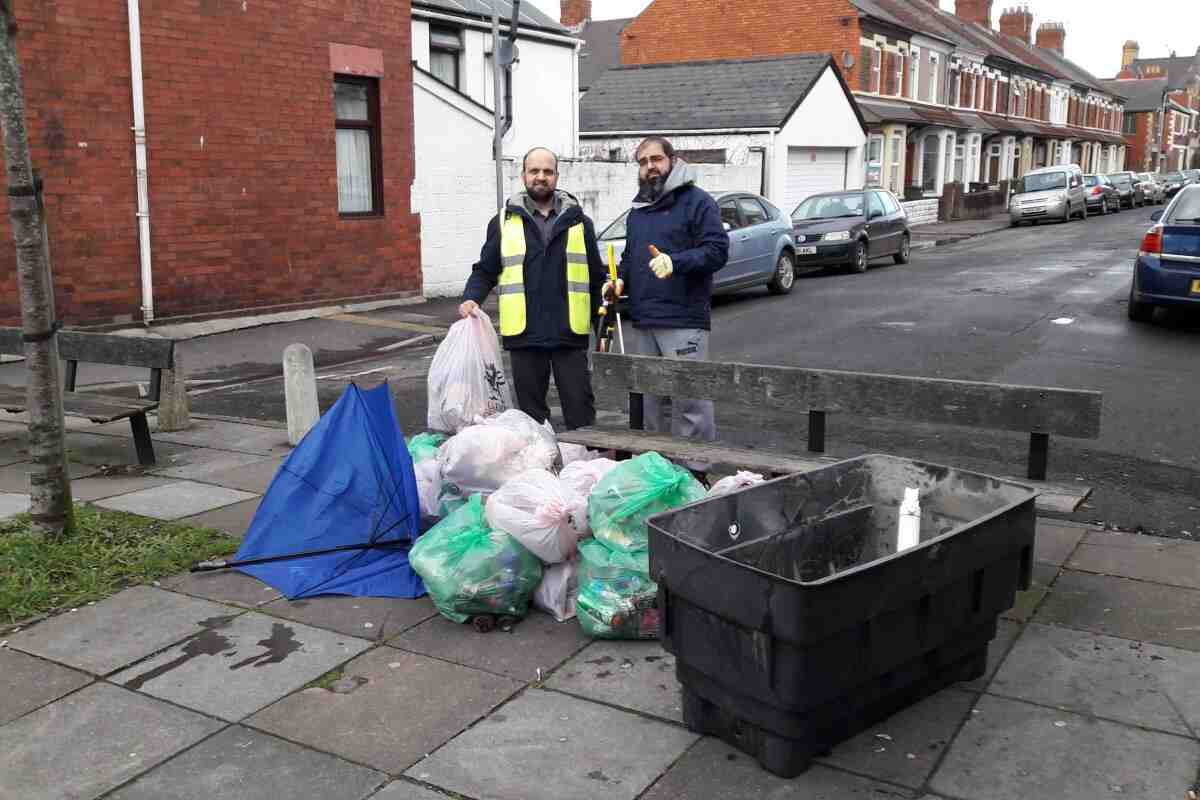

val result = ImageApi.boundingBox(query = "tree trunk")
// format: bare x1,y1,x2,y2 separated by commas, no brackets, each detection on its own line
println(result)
0,4,73,538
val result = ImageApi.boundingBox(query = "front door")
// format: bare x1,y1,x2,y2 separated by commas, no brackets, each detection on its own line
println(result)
922,136,940,193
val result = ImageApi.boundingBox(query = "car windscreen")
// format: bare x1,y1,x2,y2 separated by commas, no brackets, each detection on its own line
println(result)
1084,176,1099,186
792,193,865,221
599,210,629,241
1167,172,1185,181
1138,174,1154,182
1168,190,1200,223
1016,172,1067,192
1109,174,1132,186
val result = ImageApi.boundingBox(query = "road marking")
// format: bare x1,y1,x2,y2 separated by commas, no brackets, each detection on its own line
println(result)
1052,318,1075,325
377,335,436,352
327,313,447,335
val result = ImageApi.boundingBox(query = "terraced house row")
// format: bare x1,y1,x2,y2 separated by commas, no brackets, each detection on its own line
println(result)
617,0,1128,200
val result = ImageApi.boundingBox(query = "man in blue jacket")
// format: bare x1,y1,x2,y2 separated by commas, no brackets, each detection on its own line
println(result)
459,147,606,430
610,136,729,444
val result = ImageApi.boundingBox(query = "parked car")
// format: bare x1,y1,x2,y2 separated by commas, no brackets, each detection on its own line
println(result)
1137,173,1165,204
789,189,911,274
1128,184,1200,322
1009,165,1087,225
1163,171,1189,198
1186,169,1200,185
597,190,797,296
1107,171,1147,208
1083,174,1121,215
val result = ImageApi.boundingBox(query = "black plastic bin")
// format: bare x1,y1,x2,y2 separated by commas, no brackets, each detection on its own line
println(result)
647,454,1037,777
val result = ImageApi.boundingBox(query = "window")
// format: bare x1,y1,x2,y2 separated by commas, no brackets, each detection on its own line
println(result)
737,197,768,227
954,143,965,183
928,53,939,103
865,134,884,187
881,192,901,214
599,211,629,241
908,48,919,99
949,71,960,107
888,131,903,192
893,51,903,97
334,77,382,216
868,192,887,218
1123,113,1136,135
718,199,743,230
429,26,462,88
870,46,882,93
675,148,726,164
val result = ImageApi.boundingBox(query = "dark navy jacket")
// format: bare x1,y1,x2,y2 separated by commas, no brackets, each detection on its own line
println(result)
617,163,729,330
463,191,607,351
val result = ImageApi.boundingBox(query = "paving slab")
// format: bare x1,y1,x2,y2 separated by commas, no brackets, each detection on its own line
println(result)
0,491,28,520
0,648,92,725
1034,520,1089,566
392,608,589,681
148,419,291,456
112,610,371,721
0,682,223,800
960,617,1023,692
249,647,521,774
990,622,1200,736
265,594,438,641
196,457,285,493
1066,531,1200,590
94,480,258,520
1035,569,1200,651
151,450,279,481
1001,562,1059,623
545,639,683,722
407,689,698,800
67,472,176,502
8,585,236,674
162,569,282,608
179,498,262,537
107,725,386,800
367,780,449,800
930,694,1200,800
0,459,97,492
817,688,976,789
62,431,196,468
640,735,917,799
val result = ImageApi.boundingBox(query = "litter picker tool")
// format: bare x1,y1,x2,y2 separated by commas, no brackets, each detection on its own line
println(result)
597,243,626,353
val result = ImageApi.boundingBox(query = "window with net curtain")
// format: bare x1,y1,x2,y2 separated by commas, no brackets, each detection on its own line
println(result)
335,78,379,215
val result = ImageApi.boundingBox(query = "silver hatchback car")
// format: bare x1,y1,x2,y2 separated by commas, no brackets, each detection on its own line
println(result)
1009,165,1088,226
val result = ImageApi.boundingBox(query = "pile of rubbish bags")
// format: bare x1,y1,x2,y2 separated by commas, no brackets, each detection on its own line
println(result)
408,312,766,637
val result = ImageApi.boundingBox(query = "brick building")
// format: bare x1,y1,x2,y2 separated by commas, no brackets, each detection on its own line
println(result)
1111,42,1200,171
1,1,420,327
617,0,1126,199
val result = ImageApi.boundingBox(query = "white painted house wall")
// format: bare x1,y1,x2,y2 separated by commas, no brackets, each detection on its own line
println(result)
773,66,867,203
412,15,579,159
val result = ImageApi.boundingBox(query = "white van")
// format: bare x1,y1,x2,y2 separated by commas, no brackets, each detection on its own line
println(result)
1009,164,1087,226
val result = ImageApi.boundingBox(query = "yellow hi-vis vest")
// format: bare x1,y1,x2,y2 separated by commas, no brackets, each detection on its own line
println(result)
498,213,592,337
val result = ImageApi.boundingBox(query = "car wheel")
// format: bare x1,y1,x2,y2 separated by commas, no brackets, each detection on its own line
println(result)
1100,198,1108,215
767,252,795,295
848,240,868,274
1127,283,1154,322
893,234,911,264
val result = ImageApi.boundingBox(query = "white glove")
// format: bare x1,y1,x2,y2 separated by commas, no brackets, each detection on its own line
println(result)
648,246,673,279
601,279,624,299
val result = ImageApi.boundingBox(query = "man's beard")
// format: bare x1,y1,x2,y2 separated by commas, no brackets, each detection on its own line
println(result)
637,174,667,202
527,183,554,202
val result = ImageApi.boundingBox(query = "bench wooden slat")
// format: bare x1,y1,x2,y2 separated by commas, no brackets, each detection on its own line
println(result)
0,385,157,423
558,427,826,476
0,328,174,369
592,353,1103,440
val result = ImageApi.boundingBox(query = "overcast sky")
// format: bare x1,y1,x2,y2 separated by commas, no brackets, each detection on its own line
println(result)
525,0,1200,79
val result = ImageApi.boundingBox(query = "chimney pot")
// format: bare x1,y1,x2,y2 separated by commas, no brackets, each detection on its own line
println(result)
560,0,591,29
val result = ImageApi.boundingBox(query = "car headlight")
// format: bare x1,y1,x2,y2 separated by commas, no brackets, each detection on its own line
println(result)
823,231,851,242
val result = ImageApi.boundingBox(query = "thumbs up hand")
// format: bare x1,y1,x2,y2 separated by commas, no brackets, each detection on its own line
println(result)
648,245,673,279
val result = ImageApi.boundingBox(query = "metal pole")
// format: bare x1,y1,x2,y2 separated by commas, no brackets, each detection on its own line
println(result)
492,1,504,213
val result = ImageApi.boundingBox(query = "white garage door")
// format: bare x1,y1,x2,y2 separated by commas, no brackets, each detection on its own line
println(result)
784,147,848,214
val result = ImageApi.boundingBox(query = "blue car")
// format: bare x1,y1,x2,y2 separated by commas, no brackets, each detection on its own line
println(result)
1129,184,1200,321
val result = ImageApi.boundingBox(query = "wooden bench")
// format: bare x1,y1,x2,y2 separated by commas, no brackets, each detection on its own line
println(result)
562,353,1103,510
0,328,176,465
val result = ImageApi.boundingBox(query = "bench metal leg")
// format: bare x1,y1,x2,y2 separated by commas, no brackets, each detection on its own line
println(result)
130,413,156,466
629,392,645,431
808,410,826,453
1027,432,1049,481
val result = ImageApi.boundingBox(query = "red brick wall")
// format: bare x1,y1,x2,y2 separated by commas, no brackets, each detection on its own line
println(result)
1125,112,1153,171
620,0,864,87
1,0,420,326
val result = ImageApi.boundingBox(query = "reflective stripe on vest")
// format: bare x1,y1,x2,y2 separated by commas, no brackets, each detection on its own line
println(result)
498,213,592,337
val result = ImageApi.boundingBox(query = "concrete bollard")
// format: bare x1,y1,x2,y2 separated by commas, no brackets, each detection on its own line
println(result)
283,343,319,446
157,350,191,432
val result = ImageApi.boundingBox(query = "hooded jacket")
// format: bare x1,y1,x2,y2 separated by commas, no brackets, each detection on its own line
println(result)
617,160,729,330
463,189,607,350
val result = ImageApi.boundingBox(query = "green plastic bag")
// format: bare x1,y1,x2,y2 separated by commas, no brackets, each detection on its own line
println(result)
576,539,659,639
588,452,706,553
407,431,447,463
410,495,543,624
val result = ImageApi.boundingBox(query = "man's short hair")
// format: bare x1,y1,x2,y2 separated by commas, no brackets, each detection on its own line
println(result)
635,136,676,161
522,147,559,172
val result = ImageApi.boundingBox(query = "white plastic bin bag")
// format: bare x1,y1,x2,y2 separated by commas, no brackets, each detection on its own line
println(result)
426,312,513,433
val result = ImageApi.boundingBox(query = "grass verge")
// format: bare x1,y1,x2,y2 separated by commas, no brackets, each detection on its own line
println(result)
0,504,238,627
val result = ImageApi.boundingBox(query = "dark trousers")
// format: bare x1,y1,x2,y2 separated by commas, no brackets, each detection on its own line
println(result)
508,348,595,430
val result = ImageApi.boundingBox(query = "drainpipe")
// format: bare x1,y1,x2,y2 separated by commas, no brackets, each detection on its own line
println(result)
127,0,154,324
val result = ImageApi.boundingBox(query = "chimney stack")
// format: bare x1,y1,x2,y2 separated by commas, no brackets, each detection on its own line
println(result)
560,0,591,29
1121,40,1140,70
999,6,1034,45
1035,22,1065,57
955,0,994,28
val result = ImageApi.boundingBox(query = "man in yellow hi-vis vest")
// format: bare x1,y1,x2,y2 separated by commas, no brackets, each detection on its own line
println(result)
459,147,607,430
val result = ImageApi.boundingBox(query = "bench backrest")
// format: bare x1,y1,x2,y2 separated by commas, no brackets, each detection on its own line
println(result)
592,352,1102,439
0,328,175,401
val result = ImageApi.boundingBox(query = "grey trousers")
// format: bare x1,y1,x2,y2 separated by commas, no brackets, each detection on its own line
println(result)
628,327,717,444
